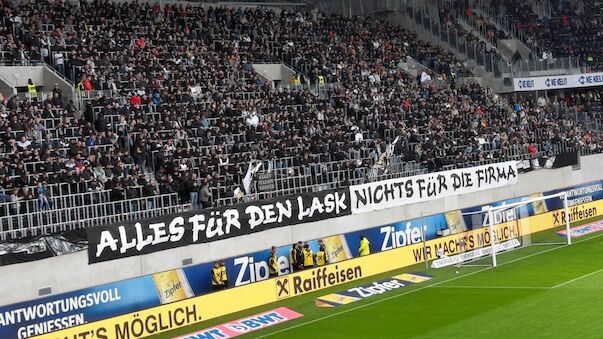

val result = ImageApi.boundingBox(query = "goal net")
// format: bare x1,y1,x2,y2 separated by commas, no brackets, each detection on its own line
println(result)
431,192,571,269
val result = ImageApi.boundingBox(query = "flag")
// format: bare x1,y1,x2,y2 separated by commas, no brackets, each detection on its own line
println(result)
420,71,432,83
386,136,400,158
242,161,263,194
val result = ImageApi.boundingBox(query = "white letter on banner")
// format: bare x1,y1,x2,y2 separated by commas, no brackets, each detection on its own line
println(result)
275,200,292,222
189,214,206,242
168,217,186,242
246,205,265,229
223,209,241,234
149,222,170,245
349,161,518,214
96,231,119,258
135,222,154,251
119,225,137,253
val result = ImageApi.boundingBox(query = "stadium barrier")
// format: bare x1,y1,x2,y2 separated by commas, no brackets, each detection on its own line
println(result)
11,180,602,339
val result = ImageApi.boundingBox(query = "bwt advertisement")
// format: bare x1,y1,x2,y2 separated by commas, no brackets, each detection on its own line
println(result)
3,179,602,338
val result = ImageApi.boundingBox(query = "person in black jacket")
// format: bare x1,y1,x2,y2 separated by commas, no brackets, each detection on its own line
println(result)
294,241,305,272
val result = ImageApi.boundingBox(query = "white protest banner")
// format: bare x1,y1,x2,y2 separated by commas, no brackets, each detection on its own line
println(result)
349,161,518,214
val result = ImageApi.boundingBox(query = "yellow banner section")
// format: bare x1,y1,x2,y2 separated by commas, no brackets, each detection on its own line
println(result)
36,200,602,339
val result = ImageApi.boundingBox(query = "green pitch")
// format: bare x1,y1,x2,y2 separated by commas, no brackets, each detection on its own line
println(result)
154,216,603,339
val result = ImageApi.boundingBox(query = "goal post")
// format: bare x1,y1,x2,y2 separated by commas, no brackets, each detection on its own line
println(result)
429,191,573,269
487,191,571,267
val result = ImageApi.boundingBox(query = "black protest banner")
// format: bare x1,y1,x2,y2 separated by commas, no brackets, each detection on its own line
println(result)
87,189,350,264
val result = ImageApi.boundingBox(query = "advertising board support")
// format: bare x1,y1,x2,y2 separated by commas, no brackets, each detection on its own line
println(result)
421,223,428,271
488,206,497,267
563,193,572,245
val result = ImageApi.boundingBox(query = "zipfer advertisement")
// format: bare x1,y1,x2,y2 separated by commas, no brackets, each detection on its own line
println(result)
3,179,599,339
315,272,432,307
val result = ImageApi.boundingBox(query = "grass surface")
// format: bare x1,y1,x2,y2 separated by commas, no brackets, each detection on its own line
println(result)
153,217,603,339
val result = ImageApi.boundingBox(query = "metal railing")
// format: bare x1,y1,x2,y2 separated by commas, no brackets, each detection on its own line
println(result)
408,3,585,78
214,162,428,207
0,190,112,217
0,193,184,241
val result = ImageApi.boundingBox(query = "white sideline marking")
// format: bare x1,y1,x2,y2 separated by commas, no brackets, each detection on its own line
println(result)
552,267,603,289
255,232,603,339
432,285,550,290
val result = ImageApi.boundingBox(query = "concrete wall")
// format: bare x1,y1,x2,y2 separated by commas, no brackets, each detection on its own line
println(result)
252,63,296,86
0,72,15,97
498,39,532,60
1,154,602,305
0,65,73,99
0,66,44,87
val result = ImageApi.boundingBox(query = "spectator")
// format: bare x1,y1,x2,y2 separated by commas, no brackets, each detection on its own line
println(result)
82,76,93,91
53,51,65,74
359,235,370,256
211,262,224,291
188,173,199,208
199,179,212,209
302,243,314,269
268,246,279,278
36,182,51,210
315,245,328,266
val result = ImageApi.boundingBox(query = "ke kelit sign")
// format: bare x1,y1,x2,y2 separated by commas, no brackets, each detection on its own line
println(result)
557,220,603,238
514,72,603,92
314,272,432,307
173,307,303,339
87,189,351,263
349,161,518,214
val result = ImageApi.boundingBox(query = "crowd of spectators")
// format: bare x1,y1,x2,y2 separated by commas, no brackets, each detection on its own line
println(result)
0,0,601,223
462,0,603,70
436,2,505,76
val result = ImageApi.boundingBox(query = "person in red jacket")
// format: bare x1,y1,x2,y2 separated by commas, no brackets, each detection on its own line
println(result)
82,76,93,91
528,143,537,157
130,93,141,106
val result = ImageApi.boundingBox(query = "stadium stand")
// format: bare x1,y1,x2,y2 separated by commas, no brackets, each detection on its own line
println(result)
455,0,603,71
0,0,601,243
